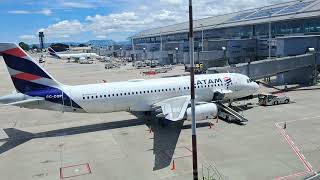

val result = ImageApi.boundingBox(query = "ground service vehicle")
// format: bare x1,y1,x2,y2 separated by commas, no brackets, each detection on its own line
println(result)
258,93,290,106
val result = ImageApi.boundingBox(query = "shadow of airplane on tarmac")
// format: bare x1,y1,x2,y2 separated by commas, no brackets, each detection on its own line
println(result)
0,114,211,171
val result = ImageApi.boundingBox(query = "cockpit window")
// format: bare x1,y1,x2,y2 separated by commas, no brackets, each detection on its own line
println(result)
247,78,254,83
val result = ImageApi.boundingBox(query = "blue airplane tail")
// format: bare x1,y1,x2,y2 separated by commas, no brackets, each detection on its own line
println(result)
0,43,61,94
0,43,82,109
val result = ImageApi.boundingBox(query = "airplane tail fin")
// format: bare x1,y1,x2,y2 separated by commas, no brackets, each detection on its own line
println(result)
0,43,62,94
48,47,61,58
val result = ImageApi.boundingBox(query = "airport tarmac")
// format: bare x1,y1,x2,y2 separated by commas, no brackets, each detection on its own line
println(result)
0,56,319,180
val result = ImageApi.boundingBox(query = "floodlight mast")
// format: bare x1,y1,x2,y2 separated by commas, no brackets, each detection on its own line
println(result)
188,0,198,179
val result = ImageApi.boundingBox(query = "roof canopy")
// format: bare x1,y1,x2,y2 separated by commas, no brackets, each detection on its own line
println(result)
132,0,320,38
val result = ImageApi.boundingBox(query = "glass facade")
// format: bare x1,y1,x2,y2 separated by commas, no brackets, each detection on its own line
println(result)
133,17,320,44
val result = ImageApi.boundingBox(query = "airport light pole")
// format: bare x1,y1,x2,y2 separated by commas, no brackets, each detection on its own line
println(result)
160,32,163,63
131,38,135,61
201,24,204,52
188,0,198,180
175,47,179,64
268,13,272,59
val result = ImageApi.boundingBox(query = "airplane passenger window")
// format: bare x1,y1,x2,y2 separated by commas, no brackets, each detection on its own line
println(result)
96,96,98,98
108,95,111,97
116,94,118,96
147,91,149,93
92,96,94,99
151,90,153,93
83,97,85,100
100,95,102,98
124,93,126,95
104,95,107,98
87,97,89,99
120,93,122,96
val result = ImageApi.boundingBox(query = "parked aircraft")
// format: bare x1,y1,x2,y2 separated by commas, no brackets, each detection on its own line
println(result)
0,43,259,121
48,47,100,60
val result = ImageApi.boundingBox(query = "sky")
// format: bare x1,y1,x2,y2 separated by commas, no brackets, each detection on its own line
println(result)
0,0,289,44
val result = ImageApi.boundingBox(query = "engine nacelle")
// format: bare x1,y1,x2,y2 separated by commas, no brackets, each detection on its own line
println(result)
186,103,218,121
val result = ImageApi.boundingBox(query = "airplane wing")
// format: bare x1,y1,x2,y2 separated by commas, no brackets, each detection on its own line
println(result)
153,95,190,121
5,98,44,106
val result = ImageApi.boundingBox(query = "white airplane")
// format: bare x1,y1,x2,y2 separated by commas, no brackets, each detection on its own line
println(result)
48,47,101,60
0,43,259,122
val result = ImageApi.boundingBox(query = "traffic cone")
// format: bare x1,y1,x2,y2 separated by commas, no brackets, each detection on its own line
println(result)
283,122,287,129
171,160,176,170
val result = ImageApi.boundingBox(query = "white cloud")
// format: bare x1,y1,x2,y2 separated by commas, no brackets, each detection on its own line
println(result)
8,9,52,16
85,12,146,36
160,0,183,5
138,5,149,11
39,20,84,39
8,10,30,14
39,9,52,16
59,1,96,8
19,35,36,40
96,35,107,39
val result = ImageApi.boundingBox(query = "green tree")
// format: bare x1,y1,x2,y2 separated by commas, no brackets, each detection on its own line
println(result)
19,42,30,51
78,43,88,47
50,43,69,52
31,44,38,50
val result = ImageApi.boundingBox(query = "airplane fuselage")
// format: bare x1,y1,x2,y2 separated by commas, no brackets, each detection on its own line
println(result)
13,73,258,113
58,53,99,59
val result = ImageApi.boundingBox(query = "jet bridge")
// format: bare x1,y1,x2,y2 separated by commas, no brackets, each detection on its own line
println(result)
216,102,248,123
207,54,318,85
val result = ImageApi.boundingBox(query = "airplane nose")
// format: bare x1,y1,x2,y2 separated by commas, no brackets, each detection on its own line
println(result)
253,82,259,92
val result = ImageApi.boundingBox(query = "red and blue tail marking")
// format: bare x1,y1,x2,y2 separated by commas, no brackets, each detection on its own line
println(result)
0,43,82,109
48,47,61,59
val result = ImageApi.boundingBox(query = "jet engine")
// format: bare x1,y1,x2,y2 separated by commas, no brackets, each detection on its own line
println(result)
186,103,218,121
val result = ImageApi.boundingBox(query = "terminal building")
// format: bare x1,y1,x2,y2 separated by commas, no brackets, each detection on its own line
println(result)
129,0,320,68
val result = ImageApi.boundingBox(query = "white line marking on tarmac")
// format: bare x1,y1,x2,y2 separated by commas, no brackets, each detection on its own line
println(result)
273,116,319,179
306,162,312,169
